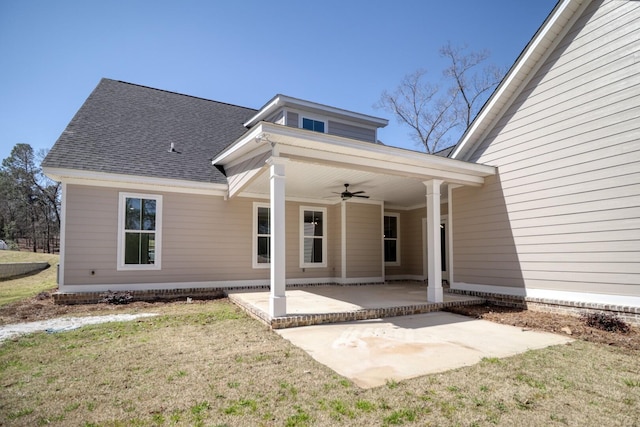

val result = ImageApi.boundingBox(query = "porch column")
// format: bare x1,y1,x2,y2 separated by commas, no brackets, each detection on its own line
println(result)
424,179,443,303
267,157,287,317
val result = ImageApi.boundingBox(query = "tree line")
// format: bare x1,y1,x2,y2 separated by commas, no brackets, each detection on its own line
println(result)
0,143,61,252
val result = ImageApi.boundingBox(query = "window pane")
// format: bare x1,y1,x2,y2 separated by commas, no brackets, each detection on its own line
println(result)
257,236,270,264
125,232,140,264
142,199,156,231
314,121,325,133
302,118,313,130
141,233,155,264
384,216,397,238
257,207,270,235
304,237,323,263
304,210,323,236
384,240,397,263
125,198,141,230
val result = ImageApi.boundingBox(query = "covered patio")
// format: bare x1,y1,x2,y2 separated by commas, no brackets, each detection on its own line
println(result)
213,118,496,319
228,282,485,329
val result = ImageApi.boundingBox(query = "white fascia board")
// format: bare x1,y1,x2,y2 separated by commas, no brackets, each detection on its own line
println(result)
43,167,228,196
211,124,266,165
451,0,581,160
244,94,389,128
262,122,495,177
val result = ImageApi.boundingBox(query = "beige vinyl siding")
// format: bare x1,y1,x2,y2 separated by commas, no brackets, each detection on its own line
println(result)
385,208,424,277
327,120,376,143
266,110,285,125
226,151,270,196
344,203,382,278
64,185,341,287
456,0,640,297
330,203,342,277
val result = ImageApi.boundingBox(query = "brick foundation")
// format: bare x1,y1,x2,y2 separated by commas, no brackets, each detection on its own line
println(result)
447,289,640,327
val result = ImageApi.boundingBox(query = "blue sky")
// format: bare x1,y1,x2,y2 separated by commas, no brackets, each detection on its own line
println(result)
0,0,557,163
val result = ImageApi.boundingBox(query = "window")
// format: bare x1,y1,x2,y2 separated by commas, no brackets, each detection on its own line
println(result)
118,193,162,270
384,213,400,266
253,203,271,268
300,207,327,267
301,117,325,133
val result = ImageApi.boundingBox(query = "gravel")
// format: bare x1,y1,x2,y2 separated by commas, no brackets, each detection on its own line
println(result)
0,313,158,343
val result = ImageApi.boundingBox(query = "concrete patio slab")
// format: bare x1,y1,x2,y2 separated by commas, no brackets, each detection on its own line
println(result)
228,283,485,328
276,311,573,388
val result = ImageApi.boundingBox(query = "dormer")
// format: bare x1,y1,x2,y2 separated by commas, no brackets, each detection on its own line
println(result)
243,94,388,143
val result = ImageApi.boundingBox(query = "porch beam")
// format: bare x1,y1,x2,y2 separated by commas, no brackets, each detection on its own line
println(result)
425,179,443,303
267,157,287,317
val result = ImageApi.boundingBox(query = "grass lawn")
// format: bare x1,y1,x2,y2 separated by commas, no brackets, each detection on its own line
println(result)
1,256,639,425
1,298,639,426
0,251,59,307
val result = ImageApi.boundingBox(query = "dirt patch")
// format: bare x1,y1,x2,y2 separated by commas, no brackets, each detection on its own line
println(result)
446,304,640,352
2,291,639,353
0,288,174,325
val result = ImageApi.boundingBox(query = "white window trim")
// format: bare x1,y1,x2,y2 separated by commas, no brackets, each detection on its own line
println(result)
384,212,401,266
298,114,328,133
252,202,271,269
299,206,328,268
117,192,162,271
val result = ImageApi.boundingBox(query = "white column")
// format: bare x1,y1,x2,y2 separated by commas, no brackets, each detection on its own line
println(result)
425,179,443,302
267,157,287,317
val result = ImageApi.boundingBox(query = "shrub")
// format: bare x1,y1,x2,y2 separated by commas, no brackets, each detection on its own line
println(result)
100,290,133,305
582,312,630,333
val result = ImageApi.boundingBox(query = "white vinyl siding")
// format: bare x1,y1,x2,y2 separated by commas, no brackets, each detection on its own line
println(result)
455,0,640,297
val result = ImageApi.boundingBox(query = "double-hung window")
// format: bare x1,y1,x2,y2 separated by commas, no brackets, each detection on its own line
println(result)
118,193,162,270
300,207,327,268
384,213,400,266
253,203,271,268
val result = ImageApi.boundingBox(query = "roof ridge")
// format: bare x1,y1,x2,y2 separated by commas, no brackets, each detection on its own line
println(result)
104,78,259,112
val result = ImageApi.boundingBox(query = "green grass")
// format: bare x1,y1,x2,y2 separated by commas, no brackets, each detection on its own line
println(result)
1,298,639,426
0,251,59,306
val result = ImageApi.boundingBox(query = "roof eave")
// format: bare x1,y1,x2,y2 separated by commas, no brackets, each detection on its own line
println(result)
243,94,389,129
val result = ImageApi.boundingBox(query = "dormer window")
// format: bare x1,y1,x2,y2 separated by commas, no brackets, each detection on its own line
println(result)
302,117,325,133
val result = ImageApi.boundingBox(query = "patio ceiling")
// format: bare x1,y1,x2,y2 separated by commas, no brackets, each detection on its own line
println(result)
213,122,496,208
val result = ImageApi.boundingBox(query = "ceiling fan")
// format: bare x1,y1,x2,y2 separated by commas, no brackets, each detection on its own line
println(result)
335,183,369,200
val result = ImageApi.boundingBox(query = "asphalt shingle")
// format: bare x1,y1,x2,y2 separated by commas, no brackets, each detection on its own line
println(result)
42,79,257,184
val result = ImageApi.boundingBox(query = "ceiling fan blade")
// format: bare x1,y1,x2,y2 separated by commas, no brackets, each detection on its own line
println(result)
353,194,370,198
350,191,366,195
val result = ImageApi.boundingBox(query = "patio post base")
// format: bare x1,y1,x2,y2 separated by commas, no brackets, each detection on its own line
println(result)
270,295,287,317
427,286,443,303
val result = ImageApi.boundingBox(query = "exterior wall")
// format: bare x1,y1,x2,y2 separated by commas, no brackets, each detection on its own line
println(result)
344,202,382,278
385,208,425,278
330,203,342,278
455,0,640,299
226,151,270,196
282,109,376,142
64,185,267,286
327,120,376,143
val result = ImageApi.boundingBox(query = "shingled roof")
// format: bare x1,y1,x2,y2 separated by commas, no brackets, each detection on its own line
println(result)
42,78,257,184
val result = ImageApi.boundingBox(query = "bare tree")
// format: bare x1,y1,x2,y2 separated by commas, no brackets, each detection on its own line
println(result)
440,42,505,129
377,43,505,154
377,70,458,154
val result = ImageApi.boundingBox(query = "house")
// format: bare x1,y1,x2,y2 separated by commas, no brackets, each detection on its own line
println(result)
43,0,639,323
